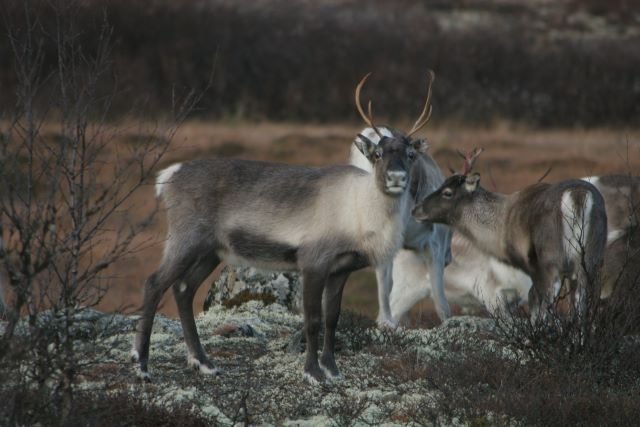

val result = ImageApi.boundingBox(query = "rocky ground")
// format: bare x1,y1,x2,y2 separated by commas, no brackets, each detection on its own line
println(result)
0,268,521,425
2,267,640,425
7,306,506,425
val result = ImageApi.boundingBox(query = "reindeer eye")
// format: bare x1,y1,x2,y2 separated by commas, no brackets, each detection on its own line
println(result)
407,150,416,160
374,150,383,160
442,188,454,198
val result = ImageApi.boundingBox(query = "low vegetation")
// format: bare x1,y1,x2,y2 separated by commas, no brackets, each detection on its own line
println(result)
2,297,639,426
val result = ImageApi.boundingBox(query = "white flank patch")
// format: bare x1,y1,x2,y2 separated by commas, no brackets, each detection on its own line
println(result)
130,349,140,362
552,279,562,299
607,229,624,243
155,163,182,197
561,190,593,260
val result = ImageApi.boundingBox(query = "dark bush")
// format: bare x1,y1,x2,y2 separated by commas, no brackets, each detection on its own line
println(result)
0,388,210,427
1,0,639,126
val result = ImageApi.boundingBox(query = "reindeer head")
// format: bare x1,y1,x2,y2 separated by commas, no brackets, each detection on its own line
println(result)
353,71,434,195
412,148,484,223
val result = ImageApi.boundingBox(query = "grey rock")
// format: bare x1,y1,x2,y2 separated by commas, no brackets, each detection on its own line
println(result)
213,322,257,338
152,314,184,338
204,266,302,312
285,328,306,354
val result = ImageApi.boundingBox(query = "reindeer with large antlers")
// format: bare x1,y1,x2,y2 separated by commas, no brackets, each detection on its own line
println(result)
412,155,608,321
350,70,455,326
132,74,434,383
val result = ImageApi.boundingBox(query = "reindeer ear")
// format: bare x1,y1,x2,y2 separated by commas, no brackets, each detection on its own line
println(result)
355,133,372,156
355,133,376,157
411,138,429,153
464,173,480,192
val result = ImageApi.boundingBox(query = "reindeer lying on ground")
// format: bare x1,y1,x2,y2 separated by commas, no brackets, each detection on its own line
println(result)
349,123,452,326
412,168,608,320
389,233,532,315
132,73,437,383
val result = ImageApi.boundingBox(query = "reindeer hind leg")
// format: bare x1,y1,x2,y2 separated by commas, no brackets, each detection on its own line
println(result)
132,241,211,380
173,249,221,375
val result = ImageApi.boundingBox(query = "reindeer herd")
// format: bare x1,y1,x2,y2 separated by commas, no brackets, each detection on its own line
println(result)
131,72,639,384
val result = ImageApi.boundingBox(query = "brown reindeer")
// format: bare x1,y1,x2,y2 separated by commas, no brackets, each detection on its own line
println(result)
413,163,607,321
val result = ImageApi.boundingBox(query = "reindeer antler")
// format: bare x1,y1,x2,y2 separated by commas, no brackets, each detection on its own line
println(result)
355,73,383,138
406,70,435,138
457,147,484,175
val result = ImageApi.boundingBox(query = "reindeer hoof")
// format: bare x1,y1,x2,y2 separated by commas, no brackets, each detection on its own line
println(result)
320,364,343,382
376,318,398,330
319,355,342,381
131,350,152,382
303,366,326,385
303,372,324,385
135,367,151,383
188,355,222,376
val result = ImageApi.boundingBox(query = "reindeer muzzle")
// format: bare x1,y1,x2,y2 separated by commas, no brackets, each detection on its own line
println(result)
385,170,408,194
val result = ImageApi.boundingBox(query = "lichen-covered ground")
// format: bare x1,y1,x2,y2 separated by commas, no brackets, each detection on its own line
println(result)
49,301,511,425
3,297,640,425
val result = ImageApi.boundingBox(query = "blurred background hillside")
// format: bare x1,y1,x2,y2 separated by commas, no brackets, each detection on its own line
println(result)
2,0,639,126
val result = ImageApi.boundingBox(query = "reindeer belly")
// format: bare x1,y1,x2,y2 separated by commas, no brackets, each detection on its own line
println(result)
220,228,299,271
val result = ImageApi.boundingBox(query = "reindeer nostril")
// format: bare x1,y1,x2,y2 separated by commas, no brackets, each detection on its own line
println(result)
386,171,407,183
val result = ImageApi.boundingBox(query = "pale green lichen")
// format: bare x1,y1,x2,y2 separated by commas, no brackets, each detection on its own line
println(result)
3,296,529,425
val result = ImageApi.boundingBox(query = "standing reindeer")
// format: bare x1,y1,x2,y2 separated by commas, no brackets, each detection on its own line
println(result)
349,123,452,326
438,175,639,315
131,73,436,383
412,168,608,320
